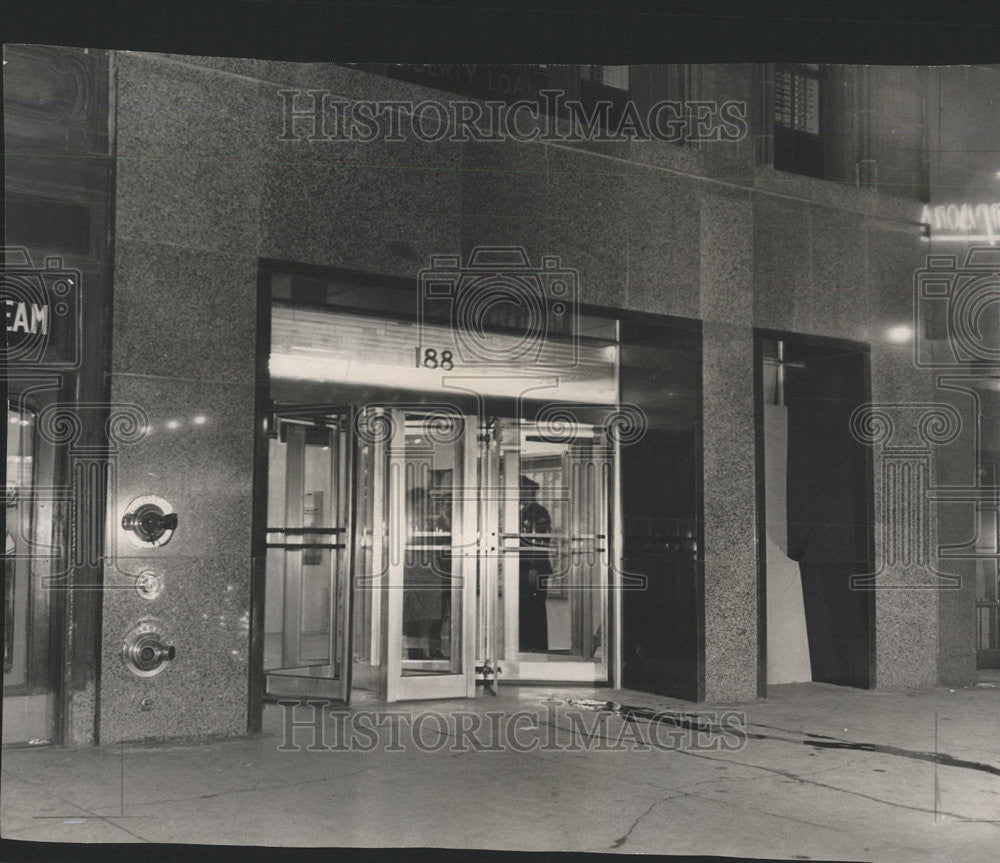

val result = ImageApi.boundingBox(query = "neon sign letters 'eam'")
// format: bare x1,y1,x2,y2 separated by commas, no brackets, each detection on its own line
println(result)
921,203,1000,244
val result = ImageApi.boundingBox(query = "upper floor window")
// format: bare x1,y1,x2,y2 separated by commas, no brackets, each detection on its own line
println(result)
772,63,823,177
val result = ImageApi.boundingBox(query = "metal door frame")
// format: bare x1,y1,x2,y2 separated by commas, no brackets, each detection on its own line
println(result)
479,415,614,684
384,409,477,701
264,405,357,703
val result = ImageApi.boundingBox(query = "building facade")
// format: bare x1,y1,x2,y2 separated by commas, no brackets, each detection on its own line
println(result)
4,48,997,746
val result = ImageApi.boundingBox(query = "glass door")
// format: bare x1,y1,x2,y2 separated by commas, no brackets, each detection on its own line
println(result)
384,409,476,701
3,398,58,744
482,415,613,683
264,406,355,702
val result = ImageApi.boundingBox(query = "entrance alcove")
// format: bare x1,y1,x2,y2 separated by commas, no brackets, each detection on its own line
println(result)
756,333,875,691
251,264,705,711
251,261,704,709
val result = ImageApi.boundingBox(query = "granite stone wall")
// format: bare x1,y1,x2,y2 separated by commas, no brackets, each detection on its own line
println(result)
101,54,939,740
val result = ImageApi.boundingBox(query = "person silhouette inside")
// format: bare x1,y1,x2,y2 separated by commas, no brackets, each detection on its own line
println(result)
519,475,551,652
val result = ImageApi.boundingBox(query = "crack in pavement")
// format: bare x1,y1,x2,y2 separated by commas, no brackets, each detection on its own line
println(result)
669,745,999,825
7,700,998,848
609,792,683,849
534,717,844,792
599,765,937,859
577,701,1000,779
558,704,1000,825
635,782,939,861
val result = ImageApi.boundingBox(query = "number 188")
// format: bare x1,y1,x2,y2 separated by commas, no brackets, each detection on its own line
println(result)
415,347,454,371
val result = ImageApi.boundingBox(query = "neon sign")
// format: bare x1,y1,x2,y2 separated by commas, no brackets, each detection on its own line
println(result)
4,300,49,335
921,203,1000,244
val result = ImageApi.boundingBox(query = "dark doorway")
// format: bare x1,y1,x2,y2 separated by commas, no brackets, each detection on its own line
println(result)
757,331,875,692
620,317,703,701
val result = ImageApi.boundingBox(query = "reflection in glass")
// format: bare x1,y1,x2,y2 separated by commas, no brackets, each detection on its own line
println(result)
4,404,34,679
518,475,551,652
498,418,610,664
264,415,349,681
298,440,333,664
400,415,462,675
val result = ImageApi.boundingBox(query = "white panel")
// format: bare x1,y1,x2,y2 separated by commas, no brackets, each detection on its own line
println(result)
764,404,812,684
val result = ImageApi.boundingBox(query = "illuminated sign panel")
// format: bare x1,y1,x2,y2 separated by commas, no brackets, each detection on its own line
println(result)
270,305,618,403
921,203,1000,244
4,300,49,334
1,250,81,368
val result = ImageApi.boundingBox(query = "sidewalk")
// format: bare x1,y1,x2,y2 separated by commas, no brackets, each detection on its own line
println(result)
2,681,998,861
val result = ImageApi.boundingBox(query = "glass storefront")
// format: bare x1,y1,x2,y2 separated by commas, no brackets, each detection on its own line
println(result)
257,265,702,702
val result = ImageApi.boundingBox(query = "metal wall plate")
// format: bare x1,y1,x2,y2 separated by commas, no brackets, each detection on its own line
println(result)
121,620,176,677
134,570,164,601
121,495,177,548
